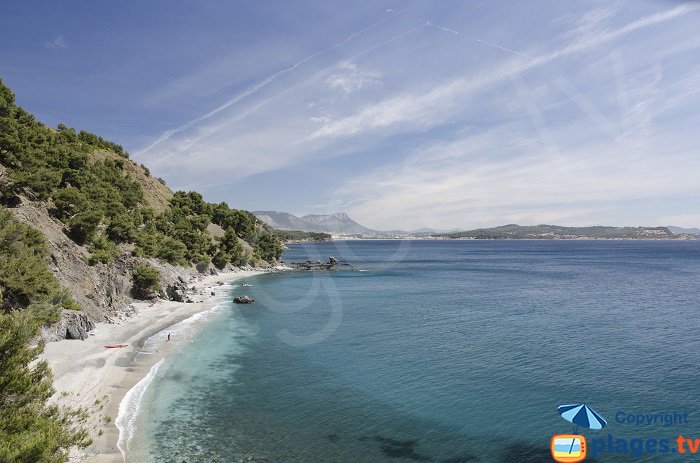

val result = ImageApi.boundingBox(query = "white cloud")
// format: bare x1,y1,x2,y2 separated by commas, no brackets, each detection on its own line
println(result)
137,8,405,157
307,3,700,143
133,3,700,230
44,35,67,49
334,128,700,230
560,6,616,41
325,61,380,94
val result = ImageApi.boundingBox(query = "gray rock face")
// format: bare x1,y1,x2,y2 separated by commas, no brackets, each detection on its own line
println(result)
253,210,377,234
9,199,199,340
165,283,187,302
233,295,255,304
41,310,95,341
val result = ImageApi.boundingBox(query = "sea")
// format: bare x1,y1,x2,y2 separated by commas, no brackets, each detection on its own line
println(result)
125,240,700,462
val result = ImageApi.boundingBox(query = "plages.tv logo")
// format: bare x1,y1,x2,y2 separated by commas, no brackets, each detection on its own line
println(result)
551,403,607,462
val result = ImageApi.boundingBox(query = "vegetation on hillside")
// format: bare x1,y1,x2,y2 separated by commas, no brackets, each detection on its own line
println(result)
0,77,283,270
132,264,161,298
439,224,676,240
0,209,89,462
0,311,90,462
0,77,285,462
0,208,78,326
272,229,332,242
0,70,289,463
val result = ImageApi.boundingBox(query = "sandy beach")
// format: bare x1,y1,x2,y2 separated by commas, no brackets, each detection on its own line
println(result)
42,268,271,463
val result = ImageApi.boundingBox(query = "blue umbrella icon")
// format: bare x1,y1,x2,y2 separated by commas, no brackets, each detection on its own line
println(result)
557,403,607,455
557,403,607,434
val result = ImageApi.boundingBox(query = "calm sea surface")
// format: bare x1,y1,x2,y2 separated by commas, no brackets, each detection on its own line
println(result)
134,240,700,462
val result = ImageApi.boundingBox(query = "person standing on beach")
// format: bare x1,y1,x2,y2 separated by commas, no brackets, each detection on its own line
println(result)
166,333,171,342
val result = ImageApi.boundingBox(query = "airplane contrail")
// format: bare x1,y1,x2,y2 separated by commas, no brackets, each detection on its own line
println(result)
138,8,408,156
170,21,424,154
425,20,532,59
475,38,533,59
437,25,461,35
351,24,428,61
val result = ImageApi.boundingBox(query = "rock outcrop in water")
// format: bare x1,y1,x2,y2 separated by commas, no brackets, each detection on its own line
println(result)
234,295,255,304
286,257,344,271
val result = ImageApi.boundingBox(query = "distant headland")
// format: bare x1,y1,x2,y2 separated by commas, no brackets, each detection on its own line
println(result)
255,211,699,241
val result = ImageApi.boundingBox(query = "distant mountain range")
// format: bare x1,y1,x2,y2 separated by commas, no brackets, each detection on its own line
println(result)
254,211,699,240
667,226,700,236
254,211,377,235
437,224,683,240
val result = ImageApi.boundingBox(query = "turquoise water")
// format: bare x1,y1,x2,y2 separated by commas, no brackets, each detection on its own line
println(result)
138,240,700,462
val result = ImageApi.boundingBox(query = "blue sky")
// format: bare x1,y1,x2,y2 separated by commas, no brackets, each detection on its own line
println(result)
2,1,699,230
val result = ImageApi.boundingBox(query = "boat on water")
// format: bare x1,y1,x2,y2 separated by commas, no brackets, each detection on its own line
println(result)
242,283,252,287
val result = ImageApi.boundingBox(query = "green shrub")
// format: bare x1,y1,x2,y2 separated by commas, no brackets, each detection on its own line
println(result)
132,264,160,297
211,250,228,270
0,208,77,324
67,212,102,245
87,236,118,265
254,231,283,262
106,213,135,243
51,188,88,220
156,236,188,266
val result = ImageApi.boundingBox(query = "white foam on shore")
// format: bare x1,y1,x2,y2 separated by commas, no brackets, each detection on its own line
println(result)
136,285,232,360
117,284,236,460
138,304,221,356
116,358,164,461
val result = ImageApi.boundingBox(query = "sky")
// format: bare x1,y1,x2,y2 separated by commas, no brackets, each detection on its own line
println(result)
1,0,699,231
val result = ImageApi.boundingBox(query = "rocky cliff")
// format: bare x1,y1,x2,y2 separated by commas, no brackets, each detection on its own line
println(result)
0,79,282,341
8,196,202,339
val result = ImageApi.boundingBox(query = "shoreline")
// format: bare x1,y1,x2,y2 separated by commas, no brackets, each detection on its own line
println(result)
42,268,274,463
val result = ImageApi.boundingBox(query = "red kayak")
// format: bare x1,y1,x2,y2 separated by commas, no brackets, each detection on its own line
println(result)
104,344,128,348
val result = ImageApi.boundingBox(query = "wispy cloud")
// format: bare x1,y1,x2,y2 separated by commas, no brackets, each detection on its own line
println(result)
131,2,700,228
137,9,406,156
325,61,381,94
308,3,699,143
333,125,700,229
44,35,67,49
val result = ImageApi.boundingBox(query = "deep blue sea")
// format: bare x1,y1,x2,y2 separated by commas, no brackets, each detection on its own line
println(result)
134,240,700,462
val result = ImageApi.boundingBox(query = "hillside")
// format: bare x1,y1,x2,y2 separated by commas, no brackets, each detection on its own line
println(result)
301,213,375,234
0,78,283,338
254,211,318,231
438,224,680,240
254,210,377,235
668,226,700,236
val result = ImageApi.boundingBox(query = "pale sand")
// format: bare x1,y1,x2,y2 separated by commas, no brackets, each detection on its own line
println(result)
42,268,272,463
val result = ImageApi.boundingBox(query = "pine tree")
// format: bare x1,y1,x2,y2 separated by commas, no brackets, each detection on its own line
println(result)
0,312,90,462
